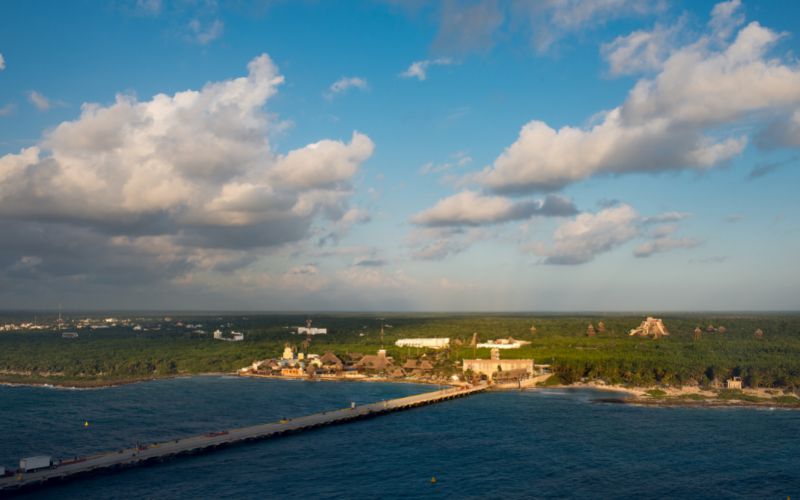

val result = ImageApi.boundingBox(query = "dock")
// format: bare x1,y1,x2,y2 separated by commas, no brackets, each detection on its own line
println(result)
0,384,487,494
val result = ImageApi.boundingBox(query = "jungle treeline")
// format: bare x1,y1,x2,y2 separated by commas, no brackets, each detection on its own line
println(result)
0,313,798,389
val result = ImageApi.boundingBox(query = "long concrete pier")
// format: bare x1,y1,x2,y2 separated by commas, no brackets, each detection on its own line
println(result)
0,384,486,494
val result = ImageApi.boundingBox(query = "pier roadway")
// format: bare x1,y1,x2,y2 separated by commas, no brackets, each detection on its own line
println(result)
0,383,487,494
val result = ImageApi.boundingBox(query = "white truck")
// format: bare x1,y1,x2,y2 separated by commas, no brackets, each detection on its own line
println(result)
19,455,52,472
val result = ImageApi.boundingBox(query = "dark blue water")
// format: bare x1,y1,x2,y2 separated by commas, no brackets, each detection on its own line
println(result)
1,378,798,499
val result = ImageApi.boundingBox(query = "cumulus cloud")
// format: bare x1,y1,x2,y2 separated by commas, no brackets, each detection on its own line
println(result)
187,18,224,45
528,204,640,265
601,21,682,76
400,58,454,81
527,204,698,264
709,0,745,40
0,54,373,287
409,227,488,261
411,191,577,227
0,53,5,71
474,15,800,193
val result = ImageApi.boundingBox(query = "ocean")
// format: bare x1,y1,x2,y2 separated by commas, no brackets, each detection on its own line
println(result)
1,377,798,499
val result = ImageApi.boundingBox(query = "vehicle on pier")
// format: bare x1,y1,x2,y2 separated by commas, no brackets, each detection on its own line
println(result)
19,456,53,472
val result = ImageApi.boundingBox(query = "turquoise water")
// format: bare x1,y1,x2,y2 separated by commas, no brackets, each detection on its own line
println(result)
1,377,798,499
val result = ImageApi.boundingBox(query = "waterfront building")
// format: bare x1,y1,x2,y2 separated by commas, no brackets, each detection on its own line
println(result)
402,359,434,376
395,338,450,349
356,349,395,373
462,348,534,382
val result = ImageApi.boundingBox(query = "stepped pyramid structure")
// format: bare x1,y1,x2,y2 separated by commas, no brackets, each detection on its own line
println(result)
629,317,669,338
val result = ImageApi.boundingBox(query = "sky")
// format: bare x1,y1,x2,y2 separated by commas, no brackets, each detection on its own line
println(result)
0,0,799,312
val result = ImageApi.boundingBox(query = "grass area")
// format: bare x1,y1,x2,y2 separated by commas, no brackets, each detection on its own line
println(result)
645,389,667,397
674,393,710,401
715,389,767,403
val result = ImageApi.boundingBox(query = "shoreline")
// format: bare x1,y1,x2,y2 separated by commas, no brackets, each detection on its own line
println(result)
3,374,798,409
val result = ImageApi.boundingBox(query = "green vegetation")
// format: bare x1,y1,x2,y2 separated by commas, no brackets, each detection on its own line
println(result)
1,313,800,390
645,389,667,397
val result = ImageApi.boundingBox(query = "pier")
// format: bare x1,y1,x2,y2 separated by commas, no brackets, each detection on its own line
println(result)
0,384,487,494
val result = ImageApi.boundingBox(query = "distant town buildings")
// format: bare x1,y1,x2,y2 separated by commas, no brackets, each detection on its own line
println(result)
296,327,327,335
213,329,244,342
395,338,450,349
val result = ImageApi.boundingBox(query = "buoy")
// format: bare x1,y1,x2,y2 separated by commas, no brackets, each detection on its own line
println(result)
431,476,437,484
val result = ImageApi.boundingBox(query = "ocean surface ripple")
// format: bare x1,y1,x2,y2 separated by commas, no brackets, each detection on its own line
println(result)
1,377,798,499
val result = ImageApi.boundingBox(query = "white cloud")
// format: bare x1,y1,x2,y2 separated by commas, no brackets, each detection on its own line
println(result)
475,16,800,193
0,103,13,117
0,54,374,284
634,237,701,258
400,58,454,81
642,211,691,224
430,0,660,55
27,90,51,111
188,18,224,45
0,53,5,71
420,151,472,175
601,21,682,76
527,205,699,264
528,204,640,265
410,190,577,227
327,77,369,97
511,0,661,54
709,0,745,40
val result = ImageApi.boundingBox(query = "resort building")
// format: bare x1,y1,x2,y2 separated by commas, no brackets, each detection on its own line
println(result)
476,338,531,349
402,359,434,377
356,349,395,373
462,348,534,382
395,338,450,349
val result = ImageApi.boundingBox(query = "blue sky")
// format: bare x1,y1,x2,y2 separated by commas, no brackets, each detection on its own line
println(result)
0,0,798,311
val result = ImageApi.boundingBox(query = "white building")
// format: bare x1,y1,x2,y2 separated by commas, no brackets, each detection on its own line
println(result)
213,329,244,342
296,327,327,335
476,338,531,349
395,338,450,349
